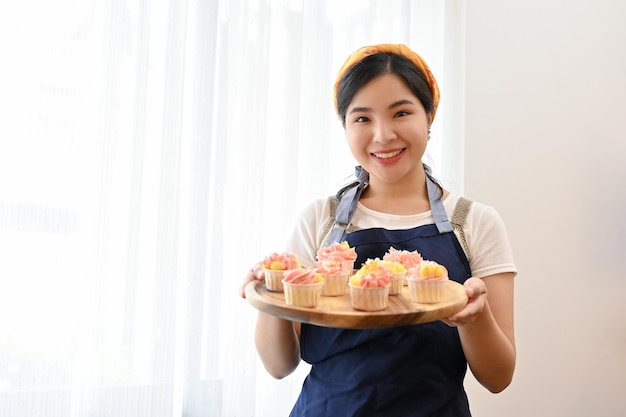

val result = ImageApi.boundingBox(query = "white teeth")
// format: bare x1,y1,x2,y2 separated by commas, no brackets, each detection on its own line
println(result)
373,149,402,159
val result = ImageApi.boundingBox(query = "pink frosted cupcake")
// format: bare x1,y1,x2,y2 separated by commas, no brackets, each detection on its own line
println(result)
261,252,301,292
316,241,358,274
282,268,324,307
315,260,351,296
383,247,423,286
348,260,392,311
406,260,449,304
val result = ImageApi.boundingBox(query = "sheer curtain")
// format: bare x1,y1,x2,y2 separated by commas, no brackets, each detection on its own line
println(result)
0,0,464,416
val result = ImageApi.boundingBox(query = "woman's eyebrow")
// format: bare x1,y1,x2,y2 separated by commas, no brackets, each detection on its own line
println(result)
388,99,414,109
348,106,371,115
348,99,415,115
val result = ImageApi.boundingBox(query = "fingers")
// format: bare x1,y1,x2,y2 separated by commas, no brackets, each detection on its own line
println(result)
444,278,487,326
239,264,265,298
239,268,254,299
464,277,487,298
250,262,265,280
441,318,457,327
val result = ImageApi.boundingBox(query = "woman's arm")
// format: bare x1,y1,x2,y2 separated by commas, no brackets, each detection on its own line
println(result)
445,273,516,393
254,313,301,379
240,267,302,379
239,198,329,378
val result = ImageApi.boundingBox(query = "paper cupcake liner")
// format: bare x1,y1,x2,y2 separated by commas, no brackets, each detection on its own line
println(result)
282,280,324,307
407,278,448,304
320,272,350,296
389,271,407,295
348,284,390,311
264,269,287,292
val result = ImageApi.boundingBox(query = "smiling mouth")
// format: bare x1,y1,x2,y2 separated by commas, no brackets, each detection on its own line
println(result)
372,149,404,159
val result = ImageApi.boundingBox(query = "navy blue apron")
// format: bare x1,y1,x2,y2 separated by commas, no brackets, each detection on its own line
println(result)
289,168,473,417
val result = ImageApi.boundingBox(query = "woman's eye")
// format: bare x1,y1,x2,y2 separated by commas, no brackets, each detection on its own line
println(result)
395,111,409,117
355,116,369,123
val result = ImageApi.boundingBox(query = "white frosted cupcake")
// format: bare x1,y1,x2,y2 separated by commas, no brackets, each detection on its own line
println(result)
261,251,301,292
406,261,449,304
348,260,392,311
315,260,351,296
282,268,324,307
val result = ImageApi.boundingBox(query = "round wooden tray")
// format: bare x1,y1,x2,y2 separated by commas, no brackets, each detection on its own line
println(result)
245,280,468,329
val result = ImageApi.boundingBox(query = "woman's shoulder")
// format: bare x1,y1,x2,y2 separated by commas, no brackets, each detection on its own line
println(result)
286,195,338,267
301,195,336,218
290,195,338,239
443,191,501,223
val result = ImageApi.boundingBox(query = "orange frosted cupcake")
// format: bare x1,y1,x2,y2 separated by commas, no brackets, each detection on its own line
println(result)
406,260,449,304
348,260,392,311
282,268,324,307
383,247,423,286
315,260,351,296
316,241,358,274
261,252,301,292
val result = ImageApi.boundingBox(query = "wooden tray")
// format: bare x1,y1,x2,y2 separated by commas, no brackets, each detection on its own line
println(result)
245,280,468,329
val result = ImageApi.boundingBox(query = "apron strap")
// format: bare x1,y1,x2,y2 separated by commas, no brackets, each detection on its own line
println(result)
427,175,453,234
451,196,473,261
327,166,369,245
327,168,453,244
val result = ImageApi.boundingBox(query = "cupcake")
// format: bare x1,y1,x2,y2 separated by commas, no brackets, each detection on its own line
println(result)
406,260,449,304
261,252,301,292
383,247,423,286
282,268,324,307
315,260,351,296
378,260,407,295
348,260,392,311
316,241,358,274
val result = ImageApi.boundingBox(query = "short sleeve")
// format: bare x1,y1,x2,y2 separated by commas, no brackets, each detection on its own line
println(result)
465,204,518,278
285,197,333,268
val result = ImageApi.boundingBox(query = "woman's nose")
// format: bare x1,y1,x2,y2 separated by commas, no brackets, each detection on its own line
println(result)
373,120,396,143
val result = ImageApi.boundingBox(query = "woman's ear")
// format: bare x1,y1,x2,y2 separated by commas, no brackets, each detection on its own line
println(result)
427,113,433,140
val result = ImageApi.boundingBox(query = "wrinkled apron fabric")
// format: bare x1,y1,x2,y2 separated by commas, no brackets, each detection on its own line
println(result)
289,174,473,417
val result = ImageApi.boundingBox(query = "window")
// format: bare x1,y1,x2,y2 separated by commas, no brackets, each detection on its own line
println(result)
0,0,463,415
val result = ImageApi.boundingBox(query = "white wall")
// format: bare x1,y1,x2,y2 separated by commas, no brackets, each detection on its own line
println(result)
463,0,626,415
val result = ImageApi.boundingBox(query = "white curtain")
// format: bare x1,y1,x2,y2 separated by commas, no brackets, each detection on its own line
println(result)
0,0,464,416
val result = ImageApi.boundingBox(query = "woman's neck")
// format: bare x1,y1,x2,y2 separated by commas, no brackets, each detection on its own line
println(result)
360,170,433,215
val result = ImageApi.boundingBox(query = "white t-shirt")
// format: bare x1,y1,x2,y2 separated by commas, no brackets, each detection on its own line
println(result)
286,192,517,279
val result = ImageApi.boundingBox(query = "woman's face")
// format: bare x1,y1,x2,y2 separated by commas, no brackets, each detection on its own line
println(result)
344,73,430,186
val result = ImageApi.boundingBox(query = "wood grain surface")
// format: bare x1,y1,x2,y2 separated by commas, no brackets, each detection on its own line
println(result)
245,280,468,329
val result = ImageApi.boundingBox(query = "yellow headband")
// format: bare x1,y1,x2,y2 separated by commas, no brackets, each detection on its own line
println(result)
333,44,440,121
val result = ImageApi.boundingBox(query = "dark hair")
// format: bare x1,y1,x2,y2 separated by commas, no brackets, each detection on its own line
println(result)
336,53,435,126
335,53,442,191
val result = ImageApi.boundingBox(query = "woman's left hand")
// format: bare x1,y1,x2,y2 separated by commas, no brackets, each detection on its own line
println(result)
442,277,488,327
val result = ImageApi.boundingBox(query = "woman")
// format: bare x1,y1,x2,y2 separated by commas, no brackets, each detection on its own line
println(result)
240,44,517,416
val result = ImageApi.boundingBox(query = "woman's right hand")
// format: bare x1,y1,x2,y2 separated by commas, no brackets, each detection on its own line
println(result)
239,262,264,298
